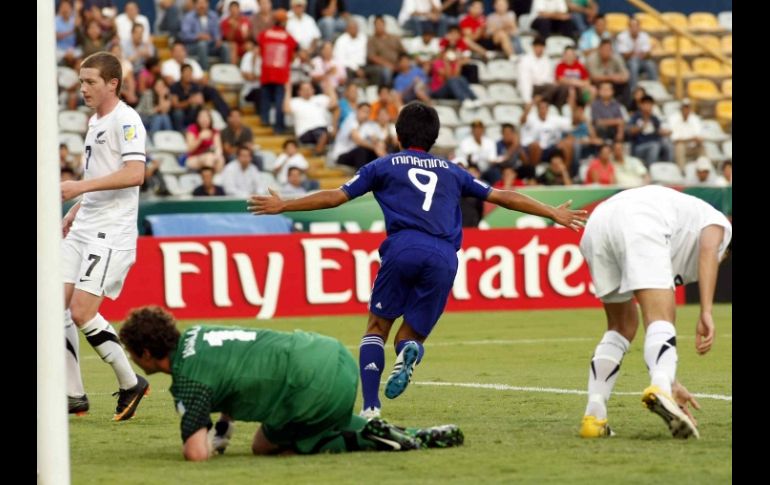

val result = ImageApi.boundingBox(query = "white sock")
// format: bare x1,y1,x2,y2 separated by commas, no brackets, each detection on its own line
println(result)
64,310,86,397
585,330,630,420
644,320,678,396
81,313,138,390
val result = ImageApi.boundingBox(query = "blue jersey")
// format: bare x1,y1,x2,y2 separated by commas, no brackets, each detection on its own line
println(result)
340,149,492,249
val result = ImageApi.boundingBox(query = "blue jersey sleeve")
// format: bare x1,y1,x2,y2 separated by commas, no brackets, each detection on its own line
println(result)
459,169,493,200
340,161,377,200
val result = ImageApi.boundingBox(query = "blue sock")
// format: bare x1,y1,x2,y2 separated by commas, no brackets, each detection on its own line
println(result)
396,339,425,364
359,334,385,410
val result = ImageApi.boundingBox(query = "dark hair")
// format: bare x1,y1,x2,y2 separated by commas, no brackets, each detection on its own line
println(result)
61,166,76,175
533,36,546,46
131,22,144,33
563,45,575,54
287,166,303,176
180,63,193,73
119,306,181,359
172,40,185,49
599,39,613,48
640,95,655,104
395,101,440,151
357,102,371,109
377,84,390,94
374,15,384,23
199,166,214,173
501,123,516,131
81,52,123,94
447,25,460,33
283,138,298,149
237,144,252,155
59,143,68,150
145,56,160,70
549,149,565,161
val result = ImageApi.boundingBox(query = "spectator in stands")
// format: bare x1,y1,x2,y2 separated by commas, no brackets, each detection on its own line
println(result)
336,82,359,128
80,1,117,42
365,106,398,151
578,14,609,56
220,109,256,163
615,18,657,91
258,9,297,134
684,155,716,185
332,102,371,168
668,98,704,171
220,1,252,63
108,42,139,106
520,96,573,167
61,166,78,182
311,41,347,90
496,123,530,173
626,85,647,115
140,156,171,196
192,166,226,196
585,143,616,184
399,0,448,37
440,0,466,30
287,0,321,58
370,85,402,123
161,42,231,120
537,150,572,185
137,77,174,135
56,0,82,65
393,54,431,104
222,145,266,196
567,0,597,35
404,23,441,62
223,0,258,16
586,39,630,105
283,80,337,155
185,109,226,172
530,0,574,39
124,24,155,75
458,120,499,182
589,81,625,142
486,0,523,57
460,162,485,227
439,25,481,83
569,101,602,169
239,39,261,114
137,56,161,95
251,0,275,38
115,1,151,45
281,166,310,196
715,159,731,186
611,140,649,187
627,94,672,167
338,106,391,169
313,0,349,42
180,0,230,71
170,63,206,130
429,48,478,105
333,19,368,84
273,139,310,184
518,37,555,105
462,0,516,60
81,19,109,58
157,0,183,39
60,143,80,174
367,16,407,86
554,45,593,107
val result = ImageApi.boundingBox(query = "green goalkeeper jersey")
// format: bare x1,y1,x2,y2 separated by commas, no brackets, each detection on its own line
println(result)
169,325,350,442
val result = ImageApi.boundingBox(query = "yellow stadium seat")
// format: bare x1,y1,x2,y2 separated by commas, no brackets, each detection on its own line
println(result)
635,12,668,33
688,12,723,32
659,58,693,84
695,35,722,56
662,36,700,56
722,35,732,55
687,78,723,102
152,34,169,50
721,79,731,97
692,57,732,77
716,100,732,128
605,13,629,35
661,12,689,31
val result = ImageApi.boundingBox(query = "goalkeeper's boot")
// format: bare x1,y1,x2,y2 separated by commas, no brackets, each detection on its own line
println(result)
384,342,419,399
642,385,699,439
211,420,235,454
113,374,150,421
361,418,420,451
400,424,465,449
68,394,89,416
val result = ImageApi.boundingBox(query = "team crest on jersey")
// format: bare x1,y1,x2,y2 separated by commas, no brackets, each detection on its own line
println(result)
123,124,136,141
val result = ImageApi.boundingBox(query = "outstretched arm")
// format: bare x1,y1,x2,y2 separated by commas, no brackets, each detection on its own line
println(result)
695,224,725,355
486,189,588,232
248,188,349,214
60,161,145,201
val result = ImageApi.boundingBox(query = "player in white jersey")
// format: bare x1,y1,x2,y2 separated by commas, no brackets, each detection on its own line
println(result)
60,52,150,420
578,185,732,439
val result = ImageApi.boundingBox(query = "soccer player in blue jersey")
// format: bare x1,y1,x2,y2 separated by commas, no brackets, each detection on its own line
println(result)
248,102,588,418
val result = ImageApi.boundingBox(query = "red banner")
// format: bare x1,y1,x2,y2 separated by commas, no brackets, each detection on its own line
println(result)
101,228,684,320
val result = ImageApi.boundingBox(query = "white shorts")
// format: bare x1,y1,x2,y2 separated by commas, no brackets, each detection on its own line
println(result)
580,204,675,304
61,238,136,300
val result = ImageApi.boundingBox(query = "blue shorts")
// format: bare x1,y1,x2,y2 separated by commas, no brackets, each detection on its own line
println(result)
369,231,458,337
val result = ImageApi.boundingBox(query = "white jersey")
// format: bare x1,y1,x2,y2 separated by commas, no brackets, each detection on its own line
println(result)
68,101,146,250
583,186,731,295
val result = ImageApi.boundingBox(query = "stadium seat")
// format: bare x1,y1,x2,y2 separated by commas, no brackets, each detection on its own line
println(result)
59,132,85,155
518,35,534,54
662,100,682,117
153,130,188,154
658,58,693,85
365,85,378,103
469,84,492,106
351,14,368,35
694,35,722,56
518,13,536,33
210,64,244,89
161,174,184,195
692,57,732,78
661,12,688,32
722,139,732,159
546,36,574,58
435,105,461,127
487,59,517,82
178,173,203,193
701,119,730,142
637,80,674,102
687,78,723,102
688,12,723,32
635,12,668,34
485,124,501,140
718,11,732,31
210,109,227,130
472,60,493,83
722,35,731,55
454,125,471,142
715,99,732,127
153,151,186,175
458,106,494,126
684,159,717,183
434,126,457,149
487,82,522,105
605,13,629,35
661,36,700,56
57,66,79,90
257,150,278,171
649,162,684,184
58,110,89,135
493,104,523,125
702,141,727,163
